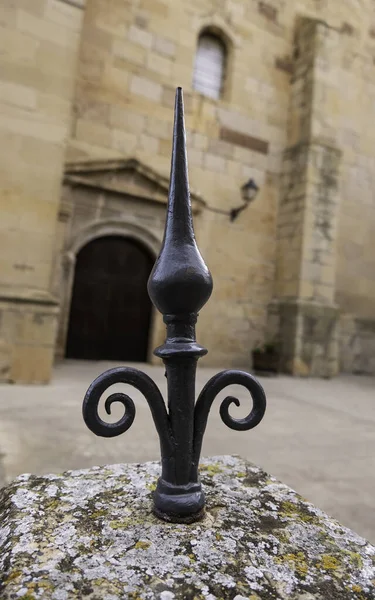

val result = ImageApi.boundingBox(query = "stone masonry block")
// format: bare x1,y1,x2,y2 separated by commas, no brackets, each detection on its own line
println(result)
192,132,209,150
0,27,40,65
128,24,153,49
203,153,227,173
153,34,176,58
109,106,145,133
258,1,278,22
146,53,173,78
188,148,203,167
45,0,83,33
111,129,137,154
146,116,171,140
0,456,374,598
0,81,37,110
208,139,234,159
16,9,77,48
0,110,66,144
139,0,169,17
12,0,46,17
75,119,111,147
138,133,159,155
130,75,162,102
113,40,146,66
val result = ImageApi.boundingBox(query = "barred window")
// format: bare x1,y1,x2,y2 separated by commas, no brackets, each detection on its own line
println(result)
192,33,226,100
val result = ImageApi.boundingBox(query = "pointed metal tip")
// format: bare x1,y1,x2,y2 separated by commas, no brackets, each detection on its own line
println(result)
173,87,185,146
175,87,183,104
147,85,213,316
169,86,189,213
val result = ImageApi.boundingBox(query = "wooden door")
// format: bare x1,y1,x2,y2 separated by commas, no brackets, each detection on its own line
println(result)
66,236,154,361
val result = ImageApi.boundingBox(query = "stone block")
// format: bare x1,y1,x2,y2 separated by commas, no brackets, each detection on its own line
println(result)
208,139,234,159
192,132,208,150
13,0,46,17
109,106,145,133
19,200,58,234
277,299,339,378
102,64,130,99
113,40,146,66
159,138,172,157
139,0,169,17
16,9,78,48
146,116,171,140
38,93,72,122
0,336,11,381
111,129,137,155
147,53,173,78
76,97,109,125
178,28,195,48
221,127,269,155
258,1,278,22
203,153,227,173
0,106,67,144
227,0,245,19
0,26,40,66
130,75,162,102
75,119,111,147
153,34,176,58
128,24,153,49
45,0,84,33
0,299,59,384
0,456,374,599
9,344,54,384
0,81,37,110
137,133,159,155
188,148,203,167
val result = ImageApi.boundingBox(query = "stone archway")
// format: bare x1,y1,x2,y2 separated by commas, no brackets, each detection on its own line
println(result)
66,235,154,361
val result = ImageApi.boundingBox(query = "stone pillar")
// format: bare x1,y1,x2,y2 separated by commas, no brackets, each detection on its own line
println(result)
273,18,342,377
0,1,85,382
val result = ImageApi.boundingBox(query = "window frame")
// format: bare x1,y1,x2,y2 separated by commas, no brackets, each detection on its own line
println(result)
192,27,230,101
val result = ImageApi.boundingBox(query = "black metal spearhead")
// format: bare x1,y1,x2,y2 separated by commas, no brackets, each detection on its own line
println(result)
82,88,266,523
148,88,213,317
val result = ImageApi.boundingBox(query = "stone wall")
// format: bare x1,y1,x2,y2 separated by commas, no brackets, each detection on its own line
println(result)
0,0,84,382
1,0,375,377
65,0,375,372
65,0,287,368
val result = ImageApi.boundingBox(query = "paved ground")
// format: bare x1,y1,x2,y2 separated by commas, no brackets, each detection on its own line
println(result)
0,360,374,543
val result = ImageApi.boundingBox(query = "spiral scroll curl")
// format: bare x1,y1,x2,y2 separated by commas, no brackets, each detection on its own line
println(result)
193,370,266,466
82,367,173,457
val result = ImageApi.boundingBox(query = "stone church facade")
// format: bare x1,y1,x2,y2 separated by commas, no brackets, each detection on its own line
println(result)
1,0,375,383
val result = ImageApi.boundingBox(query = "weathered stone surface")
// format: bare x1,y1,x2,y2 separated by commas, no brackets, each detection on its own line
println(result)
0,456,374,599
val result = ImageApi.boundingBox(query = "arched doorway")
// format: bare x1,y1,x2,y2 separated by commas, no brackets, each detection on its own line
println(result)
66,236,154,361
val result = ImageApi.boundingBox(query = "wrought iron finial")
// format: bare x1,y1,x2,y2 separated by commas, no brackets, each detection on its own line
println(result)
148,87,213,317
82,87,266,523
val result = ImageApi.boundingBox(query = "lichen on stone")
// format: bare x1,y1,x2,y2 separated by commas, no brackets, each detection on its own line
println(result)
0,455,374,599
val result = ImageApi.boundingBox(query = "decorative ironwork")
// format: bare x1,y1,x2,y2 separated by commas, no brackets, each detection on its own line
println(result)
82,87,266,523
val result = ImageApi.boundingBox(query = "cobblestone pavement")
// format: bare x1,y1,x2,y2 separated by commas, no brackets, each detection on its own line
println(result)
0,360,374,542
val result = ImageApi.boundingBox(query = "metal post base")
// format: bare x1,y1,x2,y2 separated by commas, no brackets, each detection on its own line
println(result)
153,478,205,523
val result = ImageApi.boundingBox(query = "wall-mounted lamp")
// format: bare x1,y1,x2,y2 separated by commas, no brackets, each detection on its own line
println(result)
204,178,259,222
